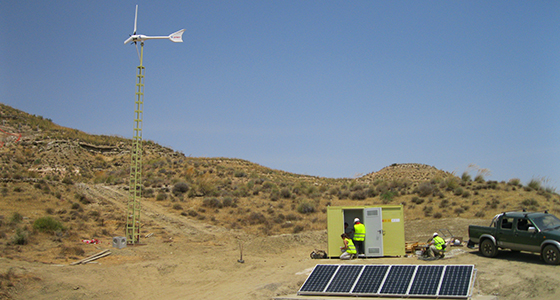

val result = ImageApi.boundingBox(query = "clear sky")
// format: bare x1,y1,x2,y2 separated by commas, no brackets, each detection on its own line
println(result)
1,1,559,187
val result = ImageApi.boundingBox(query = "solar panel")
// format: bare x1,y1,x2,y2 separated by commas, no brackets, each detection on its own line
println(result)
325,265,363,293
299,264,338,293
439,265,474,297
379,265,417,295
351,265,389,294
409,265,444,296
298,264,475,299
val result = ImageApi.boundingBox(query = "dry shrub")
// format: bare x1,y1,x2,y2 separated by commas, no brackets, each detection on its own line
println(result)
248,212,266,225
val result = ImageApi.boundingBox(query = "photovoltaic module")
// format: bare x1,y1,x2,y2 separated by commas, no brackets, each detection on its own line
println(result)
298,264,475,299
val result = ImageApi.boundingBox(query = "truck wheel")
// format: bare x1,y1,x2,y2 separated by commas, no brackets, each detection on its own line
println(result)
542,245,560,265
480,239,498,258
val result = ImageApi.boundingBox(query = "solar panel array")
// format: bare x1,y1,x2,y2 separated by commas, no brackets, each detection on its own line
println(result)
298,264,475,299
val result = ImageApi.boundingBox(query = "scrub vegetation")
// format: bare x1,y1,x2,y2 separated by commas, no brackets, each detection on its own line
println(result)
0,102,559,264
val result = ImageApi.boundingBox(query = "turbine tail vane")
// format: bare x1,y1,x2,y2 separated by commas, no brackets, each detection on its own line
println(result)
169,29,186,43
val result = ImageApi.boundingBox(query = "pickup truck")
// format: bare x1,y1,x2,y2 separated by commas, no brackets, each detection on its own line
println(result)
468,211,560,265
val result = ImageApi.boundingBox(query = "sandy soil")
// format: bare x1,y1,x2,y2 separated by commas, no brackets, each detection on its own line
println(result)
2,214,560,300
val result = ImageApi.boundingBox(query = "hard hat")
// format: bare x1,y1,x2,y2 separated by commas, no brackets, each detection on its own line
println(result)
433,232,438,237
354,218,360,223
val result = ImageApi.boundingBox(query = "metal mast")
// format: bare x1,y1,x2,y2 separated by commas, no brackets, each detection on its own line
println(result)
126,42,145,245
123,5,184,245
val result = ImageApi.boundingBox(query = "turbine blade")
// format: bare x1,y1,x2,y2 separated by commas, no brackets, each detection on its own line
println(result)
124,36,134,45
133,5,138,35
169,29,186,43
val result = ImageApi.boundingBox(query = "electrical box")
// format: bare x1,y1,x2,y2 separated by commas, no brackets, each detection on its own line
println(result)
327,205,405,258
113,236,127,249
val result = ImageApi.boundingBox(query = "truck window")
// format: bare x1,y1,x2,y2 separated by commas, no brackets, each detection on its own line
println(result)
516,218,532,231
532,214,560,231
501,217,514,229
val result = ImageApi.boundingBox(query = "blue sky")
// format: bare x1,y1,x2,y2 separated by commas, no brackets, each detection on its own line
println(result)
1,1,559,187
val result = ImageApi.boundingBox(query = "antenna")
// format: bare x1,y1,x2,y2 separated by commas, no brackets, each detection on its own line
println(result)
123,5,184,245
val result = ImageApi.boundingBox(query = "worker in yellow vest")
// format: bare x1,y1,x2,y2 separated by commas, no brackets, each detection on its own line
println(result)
353,218,366,256
340,233,357,260
427,232,446,258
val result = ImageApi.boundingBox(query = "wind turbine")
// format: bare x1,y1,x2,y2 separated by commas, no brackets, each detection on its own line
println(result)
123,5,184,245
124,5,185,45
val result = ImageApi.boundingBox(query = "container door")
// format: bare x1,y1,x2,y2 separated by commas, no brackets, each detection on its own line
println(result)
326,207,345,258
363,207,383,257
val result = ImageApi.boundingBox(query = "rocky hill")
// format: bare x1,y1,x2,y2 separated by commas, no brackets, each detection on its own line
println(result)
0,102,559,265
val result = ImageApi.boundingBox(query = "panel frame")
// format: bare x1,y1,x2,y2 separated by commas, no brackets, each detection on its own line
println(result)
298,264,476,299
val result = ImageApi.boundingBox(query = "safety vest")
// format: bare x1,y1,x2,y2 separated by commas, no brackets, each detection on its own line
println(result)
345,238,357,254
354,223,365,241
433,236,446,250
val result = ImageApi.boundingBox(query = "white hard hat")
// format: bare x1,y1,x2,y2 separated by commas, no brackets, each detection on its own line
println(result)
433,232,438,237
354,218,360,223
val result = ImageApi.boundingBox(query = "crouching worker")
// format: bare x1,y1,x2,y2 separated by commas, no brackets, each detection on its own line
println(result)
426,232,446,258
340,233,357,260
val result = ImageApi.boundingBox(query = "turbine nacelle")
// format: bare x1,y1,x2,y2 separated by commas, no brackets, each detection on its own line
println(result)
124,29,186,45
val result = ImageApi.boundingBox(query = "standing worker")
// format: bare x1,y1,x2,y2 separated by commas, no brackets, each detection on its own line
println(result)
427,232,446,258
339,233,357,260
353,218,366,256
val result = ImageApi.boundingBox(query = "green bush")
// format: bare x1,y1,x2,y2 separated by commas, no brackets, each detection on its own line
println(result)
443,178,459,191
508,178,521,186
461,172,472,182
222,197,235,207
33,216,64,233
9,212,23,225
172,182,189,196
202,197,222,208
280,188,292,199
439,199,449,208
234,171,246,178
474,174,485,183
486,199,500,209
351,190,367,200
338,190,350,200
380,191,397,204
293,225,304,233
297,201,315,214
417,182,435,197
527,179,541,191
156,193,168,201
521,198,539,209
12,228,28,245
269,189,280,201
423,206,433,217
248,212,266,225
411,197,424,204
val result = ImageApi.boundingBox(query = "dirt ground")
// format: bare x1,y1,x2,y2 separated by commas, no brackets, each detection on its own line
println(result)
2,215,560,300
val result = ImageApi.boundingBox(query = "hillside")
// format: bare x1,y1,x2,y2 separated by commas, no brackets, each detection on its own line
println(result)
1,102,559,262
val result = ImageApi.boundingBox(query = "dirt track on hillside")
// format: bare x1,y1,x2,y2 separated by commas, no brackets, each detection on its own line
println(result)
2,214,560,299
